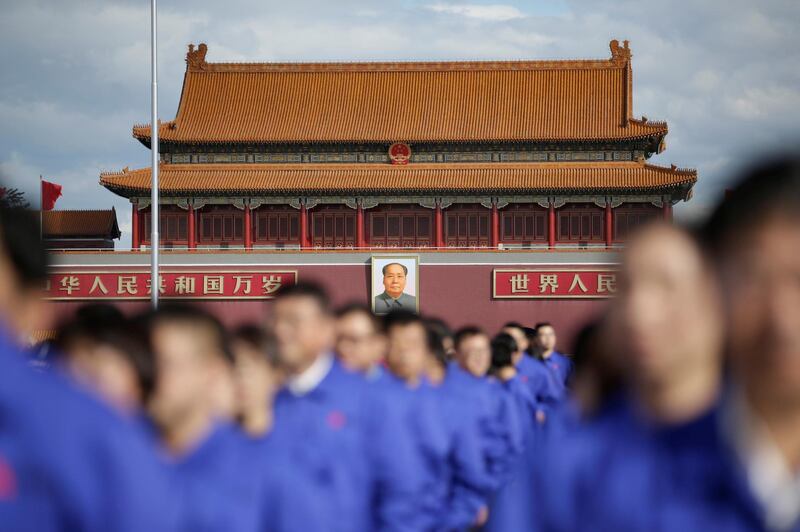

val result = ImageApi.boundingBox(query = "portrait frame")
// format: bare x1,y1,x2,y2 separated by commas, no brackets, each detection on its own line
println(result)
370,255,420,315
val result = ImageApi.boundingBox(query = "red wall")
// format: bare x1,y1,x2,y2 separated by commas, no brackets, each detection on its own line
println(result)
48,262,608,352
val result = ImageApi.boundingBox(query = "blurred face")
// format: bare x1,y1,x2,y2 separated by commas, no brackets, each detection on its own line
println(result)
232,340,282,416
611,225,723,387
148,322,220,428
383,264,407,298
537,326,557,353
721,218,800,408
386,323,429,383
456,333,491,377
269,296,334,374
336,311,386,373
64,339,142,413
0,245,49,338
501,326,528,363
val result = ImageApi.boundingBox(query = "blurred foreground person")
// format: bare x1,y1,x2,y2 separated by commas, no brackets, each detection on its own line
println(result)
267,283,425,532
540,222,726,531
231,325,283,438
335,303,387,377
0,207,176,531
385,311,492,529
54,303,152,415
145,305,263,532
702,157,800,531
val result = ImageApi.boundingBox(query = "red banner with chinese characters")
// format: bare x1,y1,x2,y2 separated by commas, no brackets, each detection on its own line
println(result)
493,269,618,299
45,270,297,300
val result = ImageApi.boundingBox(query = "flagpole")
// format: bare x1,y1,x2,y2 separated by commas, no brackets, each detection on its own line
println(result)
150,0,159,309
39,175,42,240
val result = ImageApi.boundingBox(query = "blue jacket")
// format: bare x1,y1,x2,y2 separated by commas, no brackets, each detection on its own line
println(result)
543,351,572,388
269,359,426,532
443,363,524,491
538,395,792,532
0,327,178,532
168,423,264,532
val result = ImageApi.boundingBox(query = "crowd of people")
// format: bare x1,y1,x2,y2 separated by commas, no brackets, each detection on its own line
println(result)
0,155,798,531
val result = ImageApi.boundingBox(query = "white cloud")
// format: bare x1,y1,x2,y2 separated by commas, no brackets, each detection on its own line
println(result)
425,3,527,22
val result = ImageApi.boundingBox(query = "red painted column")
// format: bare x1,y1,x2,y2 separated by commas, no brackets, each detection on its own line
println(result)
244,204,252,250
435,201,444,248
605,203,613,248
131,203,140,250
356,203,365,249
490,200,499,249
548,202,556,249
187,203,196,250
299,201,309,249
663,201,673,222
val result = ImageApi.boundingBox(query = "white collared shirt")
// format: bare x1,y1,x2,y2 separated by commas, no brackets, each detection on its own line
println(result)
723,389,800,532
286,353,334,397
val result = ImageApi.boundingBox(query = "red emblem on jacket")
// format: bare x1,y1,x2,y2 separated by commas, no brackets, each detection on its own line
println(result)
388,143,411,165
326,410,347,430
0,455,17,500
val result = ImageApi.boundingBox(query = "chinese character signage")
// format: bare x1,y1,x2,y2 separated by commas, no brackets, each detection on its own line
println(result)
45,270,297,300
493,269,617,299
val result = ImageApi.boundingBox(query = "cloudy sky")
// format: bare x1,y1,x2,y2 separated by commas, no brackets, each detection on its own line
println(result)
1,0,798,247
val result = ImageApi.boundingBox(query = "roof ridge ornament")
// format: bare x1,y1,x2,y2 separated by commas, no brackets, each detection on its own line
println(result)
186,43,208,71
609,39,631,64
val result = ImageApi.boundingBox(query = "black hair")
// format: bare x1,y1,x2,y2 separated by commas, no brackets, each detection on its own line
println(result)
383,310,445,367
534,322,555,332
0,207,48,289
453,325,486,351
701,155,800,258
274,281,332,315
502,321,525,331
335,302,381,333
143,304,233,364
490,332,517,372
381,262,408,276
54,303,155,401
231,324,279,367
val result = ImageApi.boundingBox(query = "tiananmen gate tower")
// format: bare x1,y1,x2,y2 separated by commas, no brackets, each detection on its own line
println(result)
46,39,697,340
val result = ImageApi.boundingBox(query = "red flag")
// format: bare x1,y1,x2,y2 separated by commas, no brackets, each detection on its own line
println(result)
41,180,62,211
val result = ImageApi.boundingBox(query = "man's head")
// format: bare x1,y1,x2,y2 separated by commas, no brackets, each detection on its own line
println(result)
335,303,386,373
0,207,49,337
382,263,408,299
427,317,455,360
268,282,335,375
701,156,800,410
535,322,557,355
611,223,723,390
384,310,437,384
55,303,153,413
501,322,528,364
145,305,233,430
231,325,282,422
490,332,517,374
454,326,491,377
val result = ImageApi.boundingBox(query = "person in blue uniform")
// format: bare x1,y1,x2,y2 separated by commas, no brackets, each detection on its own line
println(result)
385,311,494,530
53,303,154,416
266,283,426,532
483,331,541,532
449,326,525,494
230,325,284,438
144,304,266,532
0,206,178,532
538,222,728,532
533,322,573,387
699,157,800,531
